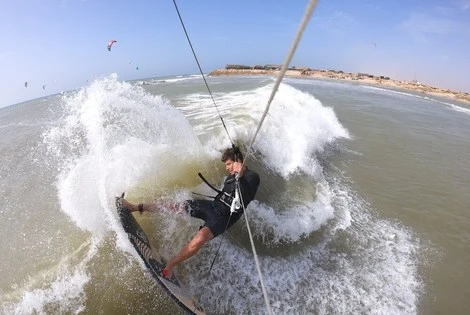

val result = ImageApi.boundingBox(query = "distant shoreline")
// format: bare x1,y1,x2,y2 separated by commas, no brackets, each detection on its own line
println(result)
209,67,470,105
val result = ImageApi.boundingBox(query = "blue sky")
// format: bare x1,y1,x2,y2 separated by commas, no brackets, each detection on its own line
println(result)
1,0,469,107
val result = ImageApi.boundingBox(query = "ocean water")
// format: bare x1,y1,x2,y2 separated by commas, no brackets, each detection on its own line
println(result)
1,74,469,315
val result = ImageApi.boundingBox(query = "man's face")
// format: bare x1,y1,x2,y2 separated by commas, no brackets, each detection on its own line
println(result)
225,158,243,176
224,159,236,175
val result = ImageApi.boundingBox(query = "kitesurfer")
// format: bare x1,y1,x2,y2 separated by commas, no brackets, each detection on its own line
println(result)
121,147,260,278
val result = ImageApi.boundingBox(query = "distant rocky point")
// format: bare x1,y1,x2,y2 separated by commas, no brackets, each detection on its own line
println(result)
208,65,469,105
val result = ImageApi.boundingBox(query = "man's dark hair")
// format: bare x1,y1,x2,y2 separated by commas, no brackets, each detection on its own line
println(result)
221,147,244,162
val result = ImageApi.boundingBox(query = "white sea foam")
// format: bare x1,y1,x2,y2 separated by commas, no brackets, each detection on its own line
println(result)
29,75,423,314
137,74,204,85
3,270,89,315
174,82,350,240
172,81,421,314
43,74,201,236
1,238,99,315
360,84,470,115
449,103,470,115
182,178,422,314
180,82,350,177
246,182,335,243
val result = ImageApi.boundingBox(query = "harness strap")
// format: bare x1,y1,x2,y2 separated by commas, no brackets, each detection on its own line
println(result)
198,172,237,211
191,192,216,199
198,172,222,194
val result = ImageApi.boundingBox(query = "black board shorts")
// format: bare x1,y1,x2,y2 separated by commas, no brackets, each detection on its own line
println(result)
184,200,241,237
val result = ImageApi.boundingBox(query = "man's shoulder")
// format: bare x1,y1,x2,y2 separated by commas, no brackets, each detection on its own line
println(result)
244,167,260,182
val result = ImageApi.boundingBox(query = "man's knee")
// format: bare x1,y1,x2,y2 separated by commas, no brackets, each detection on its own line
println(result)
191,227,214,248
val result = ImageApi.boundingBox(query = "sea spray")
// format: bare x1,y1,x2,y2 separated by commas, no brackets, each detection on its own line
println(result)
42,74,201,236
0,75,426,314
176,82,349,243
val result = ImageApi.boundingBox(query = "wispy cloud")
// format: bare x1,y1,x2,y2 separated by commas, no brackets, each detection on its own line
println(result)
313,11,357,33
60,0,87,8
440,54,450,61
401,12,459,41
461,0,470,10
0,51,14,58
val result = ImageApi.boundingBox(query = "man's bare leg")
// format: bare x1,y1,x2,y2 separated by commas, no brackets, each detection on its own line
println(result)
120,198,181,213
162,226,214,278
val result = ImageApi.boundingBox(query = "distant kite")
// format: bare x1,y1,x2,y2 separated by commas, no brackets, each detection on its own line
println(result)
371,42,377,48
107,40,117,51
24,81,28,88
135,65,139,70
43,85,46,90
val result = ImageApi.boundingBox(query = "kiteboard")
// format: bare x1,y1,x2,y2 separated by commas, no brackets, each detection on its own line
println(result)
115,197,206,315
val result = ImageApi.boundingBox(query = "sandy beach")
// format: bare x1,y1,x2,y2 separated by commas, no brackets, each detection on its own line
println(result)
209,67,470,105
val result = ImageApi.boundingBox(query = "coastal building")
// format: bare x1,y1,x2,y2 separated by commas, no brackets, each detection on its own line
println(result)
264,64,281,70
225,64,252,70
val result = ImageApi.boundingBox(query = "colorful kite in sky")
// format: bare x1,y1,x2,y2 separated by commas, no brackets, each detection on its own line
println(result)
107,40,117,51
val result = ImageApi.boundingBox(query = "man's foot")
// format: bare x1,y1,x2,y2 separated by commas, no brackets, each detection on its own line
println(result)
116,192,145,213
162,265,173,279
120,198,141,213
